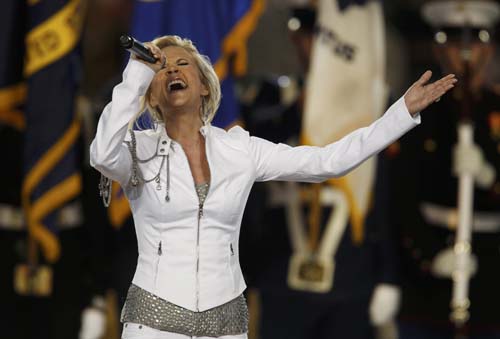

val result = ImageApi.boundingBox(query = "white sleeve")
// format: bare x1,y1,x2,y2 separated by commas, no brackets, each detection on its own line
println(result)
89,59,155,185
249,96,420,182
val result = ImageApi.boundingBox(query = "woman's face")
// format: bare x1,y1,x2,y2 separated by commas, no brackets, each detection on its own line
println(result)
149,46,209,118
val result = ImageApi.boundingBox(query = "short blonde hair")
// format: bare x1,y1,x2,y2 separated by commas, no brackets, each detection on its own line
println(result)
133,35,221,128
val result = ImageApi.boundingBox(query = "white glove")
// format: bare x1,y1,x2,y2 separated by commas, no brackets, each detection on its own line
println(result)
453,143,496,188
79,296,107,339
431,246,478,279
369,284,401,326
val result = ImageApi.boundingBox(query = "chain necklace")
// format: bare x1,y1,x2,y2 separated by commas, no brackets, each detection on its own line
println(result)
126,128,171,201
98,174,112,207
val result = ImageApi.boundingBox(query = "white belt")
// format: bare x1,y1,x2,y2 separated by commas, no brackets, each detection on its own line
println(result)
0,202,83,231
420,202,500,233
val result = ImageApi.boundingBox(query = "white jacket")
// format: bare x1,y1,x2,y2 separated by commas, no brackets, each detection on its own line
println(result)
90,59,420,312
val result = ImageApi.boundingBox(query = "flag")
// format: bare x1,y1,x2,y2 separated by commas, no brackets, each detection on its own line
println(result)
22,0,86,263
131,0,264,127
107,0,265,228
0,1,26,132
302,0,388,243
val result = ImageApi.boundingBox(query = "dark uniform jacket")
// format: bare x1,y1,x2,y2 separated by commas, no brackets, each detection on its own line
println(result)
388,87,500,326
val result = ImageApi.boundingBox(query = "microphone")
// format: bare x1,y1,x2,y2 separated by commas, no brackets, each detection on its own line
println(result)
120,34,158,64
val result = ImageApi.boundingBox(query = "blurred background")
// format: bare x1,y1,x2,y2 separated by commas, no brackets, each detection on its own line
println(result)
1,0,500,338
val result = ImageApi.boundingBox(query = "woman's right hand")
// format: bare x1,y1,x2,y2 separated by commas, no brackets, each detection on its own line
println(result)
131,42,166,73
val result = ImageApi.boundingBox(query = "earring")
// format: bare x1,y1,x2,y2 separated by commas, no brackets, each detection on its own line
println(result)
200,101,208,125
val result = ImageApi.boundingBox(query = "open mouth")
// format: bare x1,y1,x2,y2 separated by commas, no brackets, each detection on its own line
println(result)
168,79,187,92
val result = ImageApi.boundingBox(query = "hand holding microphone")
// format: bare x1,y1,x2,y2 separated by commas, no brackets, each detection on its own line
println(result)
120,34,166,73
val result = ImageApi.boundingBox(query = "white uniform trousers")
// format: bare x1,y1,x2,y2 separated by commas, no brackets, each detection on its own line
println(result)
122,323,248,339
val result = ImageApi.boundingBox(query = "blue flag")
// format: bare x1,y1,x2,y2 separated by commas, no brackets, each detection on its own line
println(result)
22,0,86,262
130,0,264,128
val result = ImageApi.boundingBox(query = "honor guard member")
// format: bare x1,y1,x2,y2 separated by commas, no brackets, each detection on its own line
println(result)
0,96,110,339
240,6,401,339
389,1,500,338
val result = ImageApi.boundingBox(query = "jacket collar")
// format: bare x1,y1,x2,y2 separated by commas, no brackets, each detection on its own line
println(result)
156,123,212,156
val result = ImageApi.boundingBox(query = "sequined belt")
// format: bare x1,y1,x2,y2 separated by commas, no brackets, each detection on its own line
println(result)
121,284,248,337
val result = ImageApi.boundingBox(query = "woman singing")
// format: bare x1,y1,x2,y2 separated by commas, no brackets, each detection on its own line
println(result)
90,35,456,339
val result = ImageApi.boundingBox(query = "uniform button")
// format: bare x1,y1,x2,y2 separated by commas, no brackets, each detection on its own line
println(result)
139,325,142,329
424,138,437,153
160,148,165,153
125,324,128,327
162,140,167,145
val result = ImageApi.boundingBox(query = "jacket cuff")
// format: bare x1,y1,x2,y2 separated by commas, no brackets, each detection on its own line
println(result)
123,58,156,96
393,95,421,127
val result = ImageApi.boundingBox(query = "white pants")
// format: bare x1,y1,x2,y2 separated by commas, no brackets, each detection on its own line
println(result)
121,323,248,339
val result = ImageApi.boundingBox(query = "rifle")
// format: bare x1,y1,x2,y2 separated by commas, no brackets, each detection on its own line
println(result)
450,22,474,339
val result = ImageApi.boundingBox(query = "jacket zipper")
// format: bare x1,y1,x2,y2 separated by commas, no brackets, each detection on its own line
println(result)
155,241,162,288
195,131,212,312
196,203,203,311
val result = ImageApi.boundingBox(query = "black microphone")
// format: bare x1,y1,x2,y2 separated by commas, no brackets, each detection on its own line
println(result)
120,34,158,64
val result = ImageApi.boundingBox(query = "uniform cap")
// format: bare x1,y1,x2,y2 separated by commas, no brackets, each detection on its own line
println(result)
422,0,500,29
422,1,500,43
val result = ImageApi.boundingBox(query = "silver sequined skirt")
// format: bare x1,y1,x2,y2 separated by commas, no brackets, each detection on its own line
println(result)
121,284,248,337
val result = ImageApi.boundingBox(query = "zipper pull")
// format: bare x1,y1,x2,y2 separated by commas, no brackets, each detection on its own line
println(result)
230,243,234,256
198,204,203,218
158,241,162,256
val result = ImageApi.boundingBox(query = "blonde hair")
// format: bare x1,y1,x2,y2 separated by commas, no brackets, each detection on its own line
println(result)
130,35,221,129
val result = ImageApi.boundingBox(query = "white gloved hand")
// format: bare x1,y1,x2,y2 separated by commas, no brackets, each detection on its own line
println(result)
453,143,496,188
79,296,107,339
369,284,401,326
475,162,496,188
431,246,478,279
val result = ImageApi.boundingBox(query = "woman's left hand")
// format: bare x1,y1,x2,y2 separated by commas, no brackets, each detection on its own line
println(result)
404,71,457,116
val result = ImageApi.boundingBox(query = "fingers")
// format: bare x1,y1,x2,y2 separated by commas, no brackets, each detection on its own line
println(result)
144,42,164,65
144,42,161,56
435,74,457,87
416,70,433,86
160,54,167,68
426,74,457,101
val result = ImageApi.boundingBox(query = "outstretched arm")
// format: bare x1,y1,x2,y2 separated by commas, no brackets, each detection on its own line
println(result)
242,72,456,183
